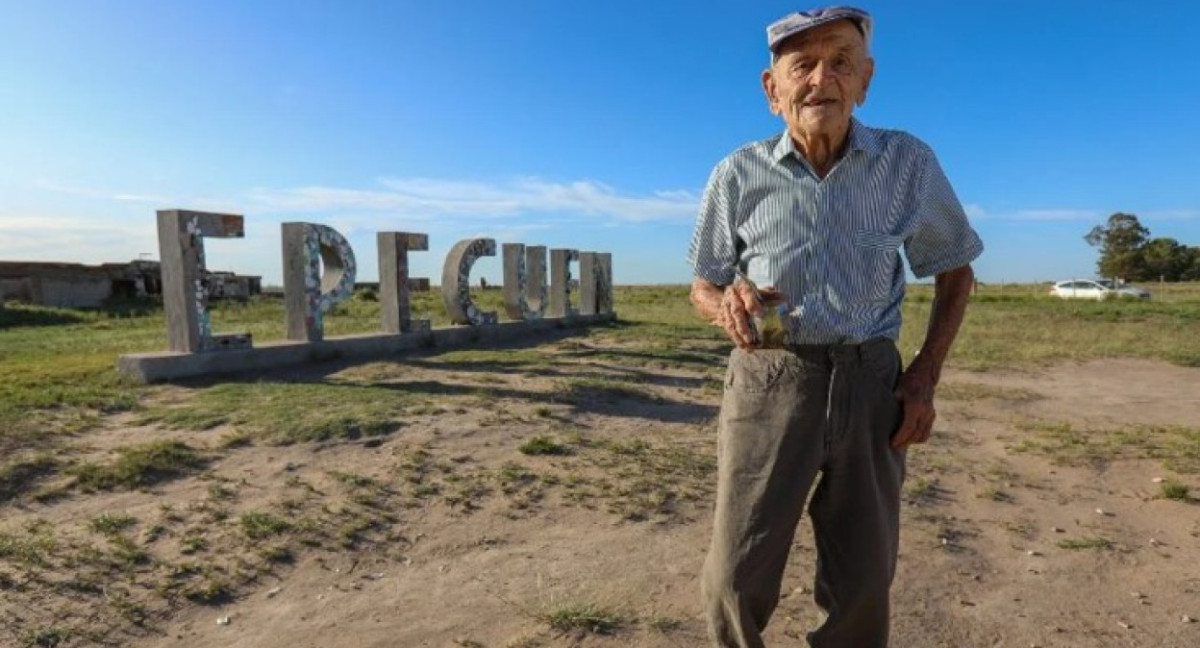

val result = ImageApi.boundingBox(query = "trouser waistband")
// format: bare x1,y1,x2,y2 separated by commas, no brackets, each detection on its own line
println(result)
783,337,896,363
780,337,898,425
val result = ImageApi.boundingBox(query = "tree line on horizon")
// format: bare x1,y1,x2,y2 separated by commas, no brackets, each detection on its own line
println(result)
1084,213,1200,282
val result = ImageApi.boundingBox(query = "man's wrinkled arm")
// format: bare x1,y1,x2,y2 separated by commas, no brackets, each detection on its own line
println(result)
910,264,974,384
891,263,973,448
690,278,725,324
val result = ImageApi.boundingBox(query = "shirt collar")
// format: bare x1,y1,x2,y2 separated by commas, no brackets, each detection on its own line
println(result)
771,118,884,163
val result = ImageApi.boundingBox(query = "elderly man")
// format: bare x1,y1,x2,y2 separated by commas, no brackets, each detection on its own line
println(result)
688,6,983,648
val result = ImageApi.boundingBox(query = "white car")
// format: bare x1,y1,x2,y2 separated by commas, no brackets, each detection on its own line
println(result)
1049,279,1151,300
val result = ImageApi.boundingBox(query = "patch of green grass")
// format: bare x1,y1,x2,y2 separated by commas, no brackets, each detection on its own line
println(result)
424,348,549,369
0,366,141,417
108,534,151,568
22,625,73,648
519,436,572,456
938,382,1044,402
337,516,375,547
138,382,409,444
540,601,626,635
71,440,205,491
903,476,937,504
443,472,492,510
498,462,538,491
574,437,716,523
1057,536,1114,551
0,530,55,566
559,341,723,371
328,471,379,489
207,482,238,500
606,439,651,456
977,486,1014,503
180,535,208,554
1012,421,1200,473
260,544,294,564
218,430,253,449
1159,480,1190,501
0,304,153,456
412,483,440,498
901,284,1200,369
646,613,684,633
239,511,292,540
182,577,232,605
565,378,657,403
107,594,148,625
89,513,138,536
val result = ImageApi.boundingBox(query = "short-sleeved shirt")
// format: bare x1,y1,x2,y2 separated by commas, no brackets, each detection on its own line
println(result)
687,118,983,344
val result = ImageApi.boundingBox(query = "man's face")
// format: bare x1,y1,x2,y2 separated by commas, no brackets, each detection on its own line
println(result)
762,19,874,140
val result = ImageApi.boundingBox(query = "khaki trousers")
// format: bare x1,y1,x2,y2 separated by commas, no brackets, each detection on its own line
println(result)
702,339,906,648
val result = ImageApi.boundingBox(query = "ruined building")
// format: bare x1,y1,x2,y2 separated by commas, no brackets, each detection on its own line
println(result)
0,260,261,309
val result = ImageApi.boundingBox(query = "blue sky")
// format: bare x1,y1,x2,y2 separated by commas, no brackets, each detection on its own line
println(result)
1,0,1197,286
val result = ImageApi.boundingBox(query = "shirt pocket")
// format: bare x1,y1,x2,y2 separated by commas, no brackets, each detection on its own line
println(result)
851,230,904,303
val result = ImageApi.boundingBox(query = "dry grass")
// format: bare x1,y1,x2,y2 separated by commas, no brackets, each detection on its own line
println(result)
2,283,1199,645
1009,420,1200,474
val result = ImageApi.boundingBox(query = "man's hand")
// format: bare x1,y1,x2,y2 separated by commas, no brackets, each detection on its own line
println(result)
718,282,763,349
891,367,935,449
690,278,763,349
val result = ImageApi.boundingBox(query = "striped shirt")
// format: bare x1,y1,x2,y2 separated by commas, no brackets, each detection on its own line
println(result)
688,118,984,344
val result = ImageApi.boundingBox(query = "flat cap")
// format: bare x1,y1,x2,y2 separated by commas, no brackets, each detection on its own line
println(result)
767,6,873,52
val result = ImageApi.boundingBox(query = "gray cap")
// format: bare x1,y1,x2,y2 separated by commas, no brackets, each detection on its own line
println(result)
767,6,873,52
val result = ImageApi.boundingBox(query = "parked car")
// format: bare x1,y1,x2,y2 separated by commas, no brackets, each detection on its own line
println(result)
1049,279,1151,300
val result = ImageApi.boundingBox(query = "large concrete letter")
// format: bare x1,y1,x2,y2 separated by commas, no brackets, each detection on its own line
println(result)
549,248,579,318
282,223,357,342
442,238,497,326
502,244,548,321
157,209,251,352
378,232,430,334
579,252,614,316
597,253,613,314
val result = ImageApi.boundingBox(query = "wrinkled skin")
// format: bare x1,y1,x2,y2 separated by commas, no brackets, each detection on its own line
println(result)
761,18,874,177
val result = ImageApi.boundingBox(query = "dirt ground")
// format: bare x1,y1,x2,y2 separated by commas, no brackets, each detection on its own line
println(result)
3,350,1199,648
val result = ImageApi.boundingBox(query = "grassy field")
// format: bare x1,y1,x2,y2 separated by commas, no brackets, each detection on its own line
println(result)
3,281,1197,498
1,283,1199,646
2,282,1199,451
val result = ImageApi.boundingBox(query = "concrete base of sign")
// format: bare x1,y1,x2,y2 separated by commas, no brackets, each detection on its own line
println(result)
118,313,617,383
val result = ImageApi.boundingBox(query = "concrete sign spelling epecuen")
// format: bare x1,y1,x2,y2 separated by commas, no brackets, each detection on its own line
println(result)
117,210,614,383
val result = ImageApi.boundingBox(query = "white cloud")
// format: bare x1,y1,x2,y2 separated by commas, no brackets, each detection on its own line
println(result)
1143,209,1200,221
963,204,987,220
965,207,1199,224
1008,209,1099,222
33,179,172,205
112,193,171,203
3,175,701,284
893,203,1106,224
964,206,1103,222
248,176,701,224
0,216,131,232
0,213,157,263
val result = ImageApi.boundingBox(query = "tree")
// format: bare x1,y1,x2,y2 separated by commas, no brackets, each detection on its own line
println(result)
1180,248,1200,282
1142,237,1190,281
1085,213,1200,282
1084,213,1150,280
